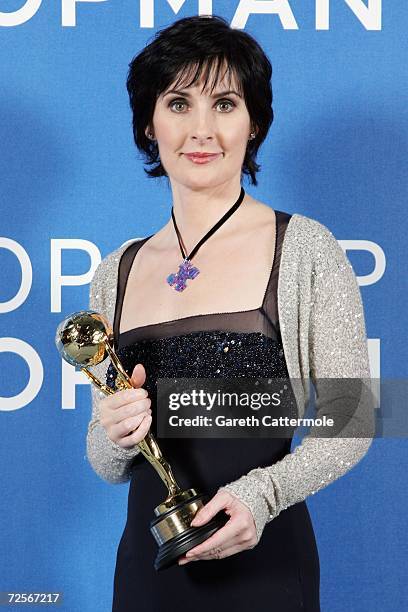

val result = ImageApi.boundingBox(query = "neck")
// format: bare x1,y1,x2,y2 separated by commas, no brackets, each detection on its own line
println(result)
165,180,248,253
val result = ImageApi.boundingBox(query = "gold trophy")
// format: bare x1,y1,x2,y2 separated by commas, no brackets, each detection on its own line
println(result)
55,310,227,571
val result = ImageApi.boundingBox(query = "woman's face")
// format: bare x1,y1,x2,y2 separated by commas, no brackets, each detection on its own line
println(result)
147,68,254,191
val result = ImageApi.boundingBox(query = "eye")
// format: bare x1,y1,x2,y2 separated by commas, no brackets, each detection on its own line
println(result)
215,99,236,112
169,99,185,112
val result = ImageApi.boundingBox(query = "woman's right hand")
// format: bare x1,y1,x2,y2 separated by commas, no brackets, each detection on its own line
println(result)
99,363,152,449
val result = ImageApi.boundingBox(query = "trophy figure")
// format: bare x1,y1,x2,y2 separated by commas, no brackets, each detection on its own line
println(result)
55,310,227,570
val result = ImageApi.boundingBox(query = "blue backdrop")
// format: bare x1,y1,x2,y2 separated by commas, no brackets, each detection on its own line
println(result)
1,1,407,611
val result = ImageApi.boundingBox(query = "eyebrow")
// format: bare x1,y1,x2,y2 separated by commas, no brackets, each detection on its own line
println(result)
163,89,242,99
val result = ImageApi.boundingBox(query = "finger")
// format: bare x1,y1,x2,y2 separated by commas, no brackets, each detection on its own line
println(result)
179,544,242,564
186,520,240,558
112,398,152,424
118,414,152,448
190,491,230,527
195,543,243,560
130,363,146,388
105,387,148,410
111,412,151,441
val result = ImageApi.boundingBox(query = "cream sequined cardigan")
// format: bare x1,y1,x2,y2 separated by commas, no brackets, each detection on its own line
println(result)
86,213,375,543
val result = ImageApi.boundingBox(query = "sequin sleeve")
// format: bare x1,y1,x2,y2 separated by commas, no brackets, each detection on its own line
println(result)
86,253,142,484
220,219,375,543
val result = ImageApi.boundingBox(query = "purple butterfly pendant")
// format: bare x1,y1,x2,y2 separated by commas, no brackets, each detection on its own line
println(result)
166,259,200,292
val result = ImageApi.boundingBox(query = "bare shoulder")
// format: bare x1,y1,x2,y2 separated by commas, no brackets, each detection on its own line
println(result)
228,196,276,240
244,196,276,222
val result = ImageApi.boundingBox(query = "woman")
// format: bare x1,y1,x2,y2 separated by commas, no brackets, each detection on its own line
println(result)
86,15,374,612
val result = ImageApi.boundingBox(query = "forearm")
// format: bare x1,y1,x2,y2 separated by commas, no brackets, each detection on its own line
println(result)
86,406,141,484
221,432,373,542
221,378,375,542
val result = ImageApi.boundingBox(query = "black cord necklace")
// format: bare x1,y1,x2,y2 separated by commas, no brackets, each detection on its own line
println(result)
166,186,246,292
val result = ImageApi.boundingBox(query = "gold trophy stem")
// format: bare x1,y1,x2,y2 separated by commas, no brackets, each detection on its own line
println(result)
82,341,181,500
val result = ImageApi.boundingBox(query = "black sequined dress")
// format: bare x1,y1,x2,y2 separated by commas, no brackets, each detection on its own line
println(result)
108,211,320,612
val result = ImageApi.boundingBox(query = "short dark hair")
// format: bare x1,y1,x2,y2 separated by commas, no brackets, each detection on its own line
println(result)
126,14,273,187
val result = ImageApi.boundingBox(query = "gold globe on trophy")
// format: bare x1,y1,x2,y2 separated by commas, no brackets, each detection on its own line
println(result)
55,310,227,570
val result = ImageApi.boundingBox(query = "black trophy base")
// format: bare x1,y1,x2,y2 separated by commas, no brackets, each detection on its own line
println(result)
154,512,228,571
151,492,229,571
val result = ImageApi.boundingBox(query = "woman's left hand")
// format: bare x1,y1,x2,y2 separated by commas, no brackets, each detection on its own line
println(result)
178,489,258,565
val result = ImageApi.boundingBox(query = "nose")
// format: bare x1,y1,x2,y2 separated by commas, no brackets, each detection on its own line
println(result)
189,105,215,144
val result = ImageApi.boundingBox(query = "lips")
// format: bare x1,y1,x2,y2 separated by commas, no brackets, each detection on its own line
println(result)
184,153,222,164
